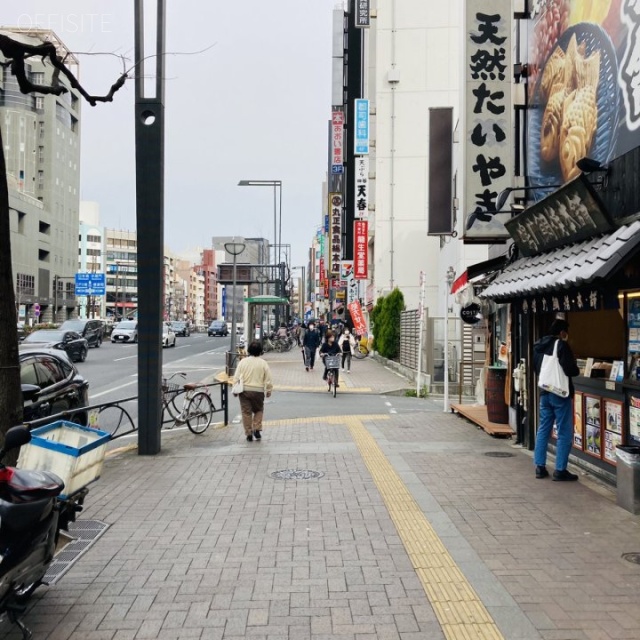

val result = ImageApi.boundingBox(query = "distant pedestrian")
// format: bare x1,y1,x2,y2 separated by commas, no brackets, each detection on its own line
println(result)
338,327,356,373
533,319,580,481
302,322,320,371
233,340,273,442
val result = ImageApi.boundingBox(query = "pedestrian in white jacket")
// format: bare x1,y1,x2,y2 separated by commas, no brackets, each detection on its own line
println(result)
338,328,357,373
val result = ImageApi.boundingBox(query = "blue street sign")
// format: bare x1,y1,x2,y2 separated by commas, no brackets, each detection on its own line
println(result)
355,99,369,155
75,272,106,296
331,165,344,174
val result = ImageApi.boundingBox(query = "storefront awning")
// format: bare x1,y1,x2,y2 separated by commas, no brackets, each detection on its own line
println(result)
451,255,508,294
482,220,640,302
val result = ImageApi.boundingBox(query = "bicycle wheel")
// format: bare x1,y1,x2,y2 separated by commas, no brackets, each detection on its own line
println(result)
353,345,367,359
186,392,213,434
333,371,337,397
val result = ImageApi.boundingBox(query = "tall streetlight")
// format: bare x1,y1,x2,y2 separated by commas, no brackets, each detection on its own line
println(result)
444,267,456,413
225,239,246,375
238,179,283,325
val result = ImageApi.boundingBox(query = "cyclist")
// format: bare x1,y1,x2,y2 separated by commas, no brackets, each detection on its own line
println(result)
320,330,341,387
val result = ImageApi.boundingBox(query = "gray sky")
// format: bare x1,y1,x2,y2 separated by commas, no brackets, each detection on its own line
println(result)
3,1,336,267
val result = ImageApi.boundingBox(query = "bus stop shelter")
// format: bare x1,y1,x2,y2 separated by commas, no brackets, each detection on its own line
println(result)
245,295,290,342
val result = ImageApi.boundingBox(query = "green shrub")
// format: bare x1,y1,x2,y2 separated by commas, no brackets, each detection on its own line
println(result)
372,288,405,359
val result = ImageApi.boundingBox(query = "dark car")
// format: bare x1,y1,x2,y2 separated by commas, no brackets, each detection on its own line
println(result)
170,321,190,337
58,318,104,348
17,322,26,341
208,321,228,337
22,329,89,363
19,348,89,424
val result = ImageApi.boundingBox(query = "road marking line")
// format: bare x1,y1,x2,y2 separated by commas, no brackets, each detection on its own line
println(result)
113,355,137,361
345,417,504,640
264,414,390,427
92,380,138,398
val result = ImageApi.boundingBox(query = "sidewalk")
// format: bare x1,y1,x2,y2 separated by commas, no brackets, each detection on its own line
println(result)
5,354,640,640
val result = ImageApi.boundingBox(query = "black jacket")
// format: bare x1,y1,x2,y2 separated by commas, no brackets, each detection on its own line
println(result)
533,335,580,397
303,329,320,351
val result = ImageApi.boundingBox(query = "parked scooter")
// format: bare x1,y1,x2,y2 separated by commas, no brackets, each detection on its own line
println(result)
0,426,85,639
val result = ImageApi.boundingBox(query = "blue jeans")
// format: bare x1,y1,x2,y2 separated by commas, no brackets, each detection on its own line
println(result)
534,392,573,470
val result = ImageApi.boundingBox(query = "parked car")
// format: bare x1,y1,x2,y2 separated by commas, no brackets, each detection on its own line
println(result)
111,320,138,344
170,321,190,337
19,348,89,424
162,323,176,348
208,321,228,337
58,318,104,348
17,322,25,341
22,329,89,363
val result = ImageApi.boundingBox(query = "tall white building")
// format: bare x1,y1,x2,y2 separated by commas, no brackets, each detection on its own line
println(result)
366,0,487,315
1,29,82,323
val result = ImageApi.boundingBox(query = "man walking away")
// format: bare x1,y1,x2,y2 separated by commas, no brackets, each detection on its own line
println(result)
302,322,320,371
533,319,581,481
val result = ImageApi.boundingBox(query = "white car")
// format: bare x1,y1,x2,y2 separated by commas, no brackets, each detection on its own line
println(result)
162,323,176,348
111,320,138,343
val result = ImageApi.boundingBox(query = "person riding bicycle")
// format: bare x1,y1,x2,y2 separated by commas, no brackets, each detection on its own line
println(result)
277,323,288,339
320,330,341,387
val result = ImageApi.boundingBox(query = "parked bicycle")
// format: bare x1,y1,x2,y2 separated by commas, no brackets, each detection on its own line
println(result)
353,334,373,359
162,372,216,434
323,354,341,397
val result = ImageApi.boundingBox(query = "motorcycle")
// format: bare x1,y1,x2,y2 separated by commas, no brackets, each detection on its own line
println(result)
0,426,86,639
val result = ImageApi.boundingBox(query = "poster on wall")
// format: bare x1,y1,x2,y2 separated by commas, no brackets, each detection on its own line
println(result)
629,395,640,444
604,399,623,434
527,0,640,195
605,430,623,464
584,394,602,458
463,0,513,241
573,391,583,448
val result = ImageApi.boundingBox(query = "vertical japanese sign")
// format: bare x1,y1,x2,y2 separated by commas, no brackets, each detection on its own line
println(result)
331,111,344,174
354,220,368,279
463,2,512,241
329,193,342,276
354,157,369,220
319,257,326,284
356,0,370,28
354,99,370,154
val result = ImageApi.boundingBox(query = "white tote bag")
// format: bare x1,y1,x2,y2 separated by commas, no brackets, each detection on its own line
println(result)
538,339,569,398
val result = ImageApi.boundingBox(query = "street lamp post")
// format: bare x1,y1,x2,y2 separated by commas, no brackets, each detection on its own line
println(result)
238,179,283,325
444,267,456,413
225,240,246,375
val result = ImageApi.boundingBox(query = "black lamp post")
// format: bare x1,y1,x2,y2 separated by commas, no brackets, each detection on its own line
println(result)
225,239,246,374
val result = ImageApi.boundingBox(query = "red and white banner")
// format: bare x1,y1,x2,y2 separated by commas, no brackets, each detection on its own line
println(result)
354,220,368,279
319,257,325,283
348,300,367,336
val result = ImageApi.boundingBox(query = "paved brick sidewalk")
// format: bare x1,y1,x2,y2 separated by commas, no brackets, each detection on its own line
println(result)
3,355,640,640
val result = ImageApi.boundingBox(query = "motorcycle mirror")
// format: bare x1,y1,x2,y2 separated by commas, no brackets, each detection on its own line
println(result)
3,426,31,452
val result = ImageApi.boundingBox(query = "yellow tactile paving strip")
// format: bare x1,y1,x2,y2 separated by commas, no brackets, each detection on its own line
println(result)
263,414,504,638
344,416,504,640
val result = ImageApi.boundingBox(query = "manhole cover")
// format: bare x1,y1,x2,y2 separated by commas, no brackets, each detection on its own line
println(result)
270,469,325,480
622,552,640,565
484,451,515,458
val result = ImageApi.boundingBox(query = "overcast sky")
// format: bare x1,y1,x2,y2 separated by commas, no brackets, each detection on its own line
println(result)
3,1,337,267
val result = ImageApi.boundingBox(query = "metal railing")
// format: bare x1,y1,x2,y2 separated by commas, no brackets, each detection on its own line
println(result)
23,380,229,440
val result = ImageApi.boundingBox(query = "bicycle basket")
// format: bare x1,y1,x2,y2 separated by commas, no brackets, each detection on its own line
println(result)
162,381,181,401
324,355,341,370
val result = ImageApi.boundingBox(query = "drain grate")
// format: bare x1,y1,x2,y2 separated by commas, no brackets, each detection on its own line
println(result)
270,469,325,481
43,519,109,585
484,451,515,458
622,552,640,565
